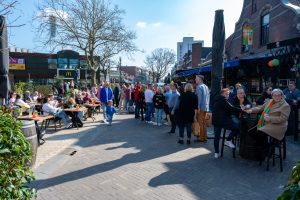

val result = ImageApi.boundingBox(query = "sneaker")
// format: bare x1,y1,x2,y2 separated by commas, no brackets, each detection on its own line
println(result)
214,153,220,159
158,123,162,126
225,140,236,148
63,122,72,129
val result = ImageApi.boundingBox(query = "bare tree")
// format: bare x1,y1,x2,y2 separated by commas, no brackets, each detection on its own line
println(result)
35,0,137,85
144,48,175,83
0,0,18,16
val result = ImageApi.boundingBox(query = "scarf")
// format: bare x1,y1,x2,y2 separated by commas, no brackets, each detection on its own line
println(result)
257,100,274,128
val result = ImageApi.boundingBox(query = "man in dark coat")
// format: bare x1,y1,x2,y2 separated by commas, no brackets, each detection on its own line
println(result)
212,88,244,158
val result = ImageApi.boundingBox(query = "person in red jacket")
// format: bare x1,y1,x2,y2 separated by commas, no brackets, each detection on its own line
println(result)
134,82,141,119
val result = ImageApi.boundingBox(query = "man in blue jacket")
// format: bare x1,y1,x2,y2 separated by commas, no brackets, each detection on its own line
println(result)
98,81,114,121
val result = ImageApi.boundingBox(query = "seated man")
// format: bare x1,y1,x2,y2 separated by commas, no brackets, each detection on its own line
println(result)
212,88,244,159
42,97,72,128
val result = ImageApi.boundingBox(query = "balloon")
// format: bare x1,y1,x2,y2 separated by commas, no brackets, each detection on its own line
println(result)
272,59,280,66
268,60,273,68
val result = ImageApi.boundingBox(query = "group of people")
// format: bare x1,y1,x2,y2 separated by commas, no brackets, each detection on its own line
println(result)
6,77,298,160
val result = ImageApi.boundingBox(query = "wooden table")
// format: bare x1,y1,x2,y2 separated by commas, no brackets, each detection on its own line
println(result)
18,115,55,145
84,104,101,121
64,108,87,129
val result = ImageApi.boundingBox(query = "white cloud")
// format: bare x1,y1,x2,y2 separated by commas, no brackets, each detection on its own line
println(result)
151,22,161,28
136,21,147,28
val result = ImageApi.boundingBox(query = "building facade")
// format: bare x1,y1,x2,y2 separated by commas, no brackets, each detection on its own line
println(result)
177,37,204,62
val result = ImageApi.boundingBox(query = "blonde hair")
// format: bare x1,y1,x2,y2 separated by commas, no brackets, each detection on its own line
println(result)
184,83,193,92
157,87,163,94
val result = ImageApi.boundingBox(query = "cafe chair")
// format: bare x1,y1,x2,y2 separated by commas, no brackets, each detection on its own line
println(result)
262,136,284,172
220,129,238,158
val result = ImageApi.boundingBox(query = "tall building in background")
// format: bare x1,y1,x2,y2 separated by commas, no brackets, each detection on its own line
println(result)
177,37,204,62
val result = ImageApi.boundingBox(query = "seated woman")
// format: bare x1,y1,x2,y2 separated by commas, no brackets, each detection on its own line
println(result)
15,94,34,114
75,93,84,105
42,97,72,129
230,88,252,108
67,93,84,120
256,86,272,105
246,89,290,142
212,88,244,158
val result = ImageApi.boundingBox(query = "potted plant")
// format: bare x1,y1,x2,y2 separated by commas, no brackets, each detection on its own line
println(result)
0,106,36,199
278,161,300,200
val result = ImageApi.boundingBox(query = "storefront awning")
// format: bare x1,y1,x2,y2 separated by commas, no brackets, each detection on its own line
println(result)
176,59,239,77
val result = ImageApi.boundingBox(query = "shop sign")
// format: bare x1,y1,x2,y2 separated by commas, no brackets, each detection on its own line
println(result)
58,69,78,79
9,58,25,70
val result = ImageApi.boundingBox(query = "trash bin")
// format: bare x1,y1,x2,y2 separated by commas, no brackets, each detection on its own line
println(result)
20,119,38,168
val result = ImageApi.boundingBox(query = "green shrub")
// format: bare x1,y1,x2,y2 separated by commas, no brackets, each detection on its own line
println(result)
35,85,53,96
278,161,300,200
13,82,34,97
0,107,36,199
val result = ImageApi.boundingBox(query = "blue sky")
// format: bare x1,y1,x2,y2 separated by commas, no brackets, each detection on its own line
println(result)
7,0,243,66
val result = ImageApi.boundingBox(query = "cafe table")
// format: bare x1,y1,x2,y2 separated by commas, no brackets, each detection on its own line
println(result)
84,103,101,121
18,115,55,145
64,107,87,129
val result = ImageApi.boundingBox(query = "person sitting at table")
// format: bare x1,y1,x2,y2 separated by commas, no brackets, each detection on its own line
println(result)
75,93,84,105
42,97,72,129
283,81,300,105
32,91,39,102
230,88,252,108
67,93,84,120
245,89,291,159
48,94,59,108
24,91,34,103
83,92,92,103
15,94,35,114
8,92,16,107
256,86,272,105
212,88,245,159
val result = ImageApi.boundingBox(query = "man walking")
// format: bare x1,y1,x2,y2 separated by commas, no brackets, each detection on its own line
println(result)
98,81,114,122
195,75,210,142
134,82,141,119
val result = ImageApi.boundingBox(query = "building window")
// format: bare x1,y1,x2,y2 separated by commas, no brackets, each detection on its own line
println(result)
261,13,270,46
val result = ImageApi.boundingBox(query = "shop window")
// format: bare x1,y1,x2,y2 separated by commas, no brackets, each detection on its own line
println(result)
260,13,270,46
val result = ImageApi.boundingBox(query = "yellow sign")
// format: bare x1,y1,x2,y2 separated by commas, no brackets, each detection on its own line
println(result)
9,58,25,70
66,71,72,77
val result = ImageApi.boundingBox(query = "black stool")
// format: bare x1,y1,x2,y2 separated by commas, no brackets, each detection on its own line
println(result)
263,137,285,172
220,129,238,158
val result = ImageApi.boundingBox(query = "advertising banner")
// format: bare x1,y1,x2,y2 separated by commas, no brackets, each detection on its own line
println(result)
9,58,25,70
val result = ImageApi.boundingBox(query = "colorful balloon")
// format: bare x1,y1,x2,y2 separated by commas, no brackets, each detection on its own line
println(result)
272,59,280,66
268,60,273,68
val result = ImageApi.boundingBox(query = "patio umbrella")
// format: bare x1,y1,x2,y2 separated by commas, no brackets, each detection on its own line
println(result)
0,16,10,102
210,10,225,109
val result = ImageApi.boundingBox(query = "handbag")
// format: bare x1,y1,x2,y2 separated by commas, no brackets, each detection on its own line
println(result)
205,112,212,127
192,121,200,136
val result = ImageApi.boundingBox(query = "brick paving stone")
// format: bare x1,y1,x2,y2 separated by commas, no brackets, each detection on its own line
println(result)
32,113,300,200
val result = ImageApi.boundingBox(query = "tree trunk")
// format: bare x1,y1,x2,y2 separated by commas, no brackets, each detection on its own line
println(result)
210,10,225,109
103,70,107,81
91,70,97,85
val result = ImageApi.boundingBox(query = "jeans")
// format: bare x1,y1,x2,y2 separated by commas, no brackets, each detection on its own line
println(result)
102,103,107,120
107,114,113,125
76,111,84,120
214,117,240,153
169,107,176,132
135,101,140,118
55,109,71,125
179,122,192,139
145,102,153,121
155,108,163,125
124,99,129,110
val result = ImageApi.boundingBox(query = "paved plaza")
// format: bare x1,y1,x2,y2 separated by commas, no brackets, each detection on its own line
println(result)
32,113,300,200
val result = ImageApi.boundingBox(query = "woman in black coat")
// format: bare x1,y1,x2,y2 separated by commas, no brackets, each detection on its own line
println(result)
176,83,198,144
212,88,243,158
